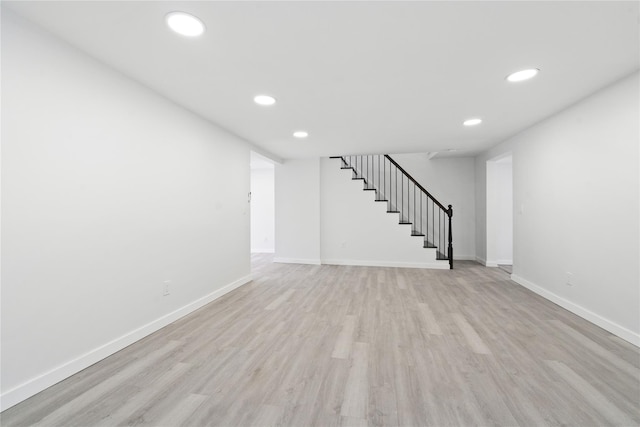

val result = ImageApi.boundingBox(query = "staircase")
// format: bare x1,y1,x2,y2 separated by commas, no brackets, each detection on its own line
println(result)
330,154,453,269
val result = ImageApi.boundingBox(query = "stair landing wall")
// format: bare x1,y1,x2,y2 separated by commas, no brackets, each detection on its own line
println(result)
320,157,449,269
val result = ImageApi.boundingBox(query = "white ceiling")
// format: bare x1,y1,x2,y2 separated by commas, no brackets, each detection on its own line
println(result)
5,1,639,161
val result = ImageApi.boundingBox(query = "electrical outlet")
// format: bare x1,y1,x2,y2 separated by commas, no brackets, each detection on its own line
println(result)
566,272,573,286
163,280,171,296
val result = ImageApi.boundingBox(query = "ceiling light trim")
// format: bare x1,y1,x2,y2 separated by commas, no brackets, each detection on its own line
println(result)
506,68,540,82
165,11,205,37
463,118,482,127
254,95,276,106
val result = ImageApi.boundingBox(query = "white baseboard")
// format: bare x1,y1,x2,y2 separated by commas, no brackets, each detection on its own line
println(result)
251,249,275,254
475,256,496,267
321,259,450,270
453,255,477,261
0,274,253,411
273,257,322,265
483,258,512,267
511,274,640,347
272,257,461,269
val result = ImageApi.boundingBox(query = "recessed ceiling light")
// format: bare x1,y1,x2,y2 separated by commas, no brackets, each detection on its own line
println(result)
506,68,540,82
254,95,276,106
166,12,205,37
463,118,482,127
293,131,309,138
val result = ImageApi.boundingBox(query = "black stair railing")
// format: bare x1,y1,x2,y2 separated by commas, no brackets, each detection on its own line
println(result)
331,154,453,269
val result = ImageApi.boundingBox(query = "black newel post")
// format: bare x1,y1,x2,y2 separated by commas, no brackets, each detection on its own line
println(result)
447,204,453,269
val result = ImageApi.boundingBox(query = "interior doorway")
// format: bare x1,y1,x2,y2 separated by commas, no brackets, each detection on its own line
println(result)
250,151,275,255
486,154,513,269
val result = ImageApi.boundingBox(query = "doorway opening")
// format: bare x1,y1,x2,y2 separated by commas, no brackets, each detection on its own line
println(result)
486,154,513,271
250,151,275,270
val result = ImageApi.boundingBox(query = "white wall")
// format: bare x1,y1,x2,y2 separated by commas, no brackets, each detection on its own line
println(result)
320,158,446,268
486,157,513,265
476,72,640,345
1,12,252,409
390,154,476,259
250,167,275,253
274,158,321,264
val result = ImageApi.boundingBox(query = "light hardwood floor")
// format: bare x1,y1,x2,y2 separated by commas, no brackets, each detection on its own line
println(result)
2,255,639,426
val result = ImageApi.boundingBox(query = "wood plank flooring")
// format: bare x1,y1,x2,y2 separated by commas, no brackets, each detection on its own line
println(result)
2,254,639,426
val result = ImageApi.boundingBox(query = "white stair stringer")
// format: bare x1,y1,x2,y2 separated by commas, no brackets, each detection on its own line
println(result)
320,158,449,269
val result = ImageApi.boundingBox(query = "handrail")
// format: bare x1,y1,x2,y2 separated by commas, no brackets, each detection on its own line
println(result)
384,155,448,214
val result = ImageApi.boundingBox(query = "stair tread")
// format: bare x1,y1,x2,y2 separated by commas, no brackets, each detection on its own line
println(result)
412,233,425,236
363,188,376,191
399,222,412,225
375,199,388,202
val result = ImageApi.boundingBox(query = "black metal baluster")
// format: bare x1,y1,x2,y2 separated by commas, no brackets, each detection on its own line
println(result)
426,197,429,244
441,210,444,259
447,205,453,269
433,199,436,249
432,199,435,248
